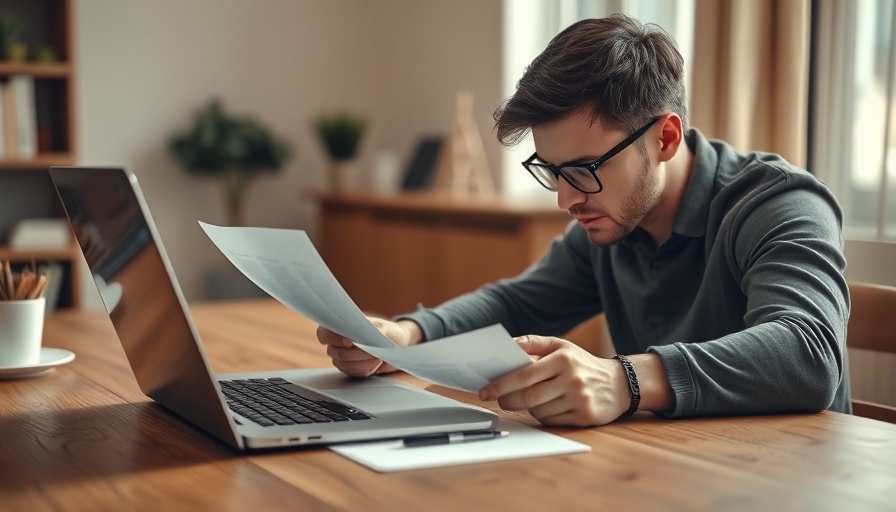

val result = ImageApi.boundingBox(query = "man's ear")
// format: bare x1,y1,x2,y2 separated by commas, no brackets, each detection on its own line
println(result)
656,113,683,163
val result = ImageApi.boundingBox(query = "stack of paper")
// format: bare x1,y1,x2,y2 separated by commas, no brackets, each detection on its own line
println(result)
330,416,591,472
9,218,72,250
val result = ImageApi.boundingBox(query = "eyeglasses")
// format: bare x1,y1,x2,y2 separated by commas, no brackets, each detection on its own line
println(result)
522,117,661,194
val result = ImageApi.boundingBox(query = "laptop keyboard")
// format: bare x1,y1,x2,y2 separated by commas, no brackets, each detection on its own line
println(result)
219,377,373,427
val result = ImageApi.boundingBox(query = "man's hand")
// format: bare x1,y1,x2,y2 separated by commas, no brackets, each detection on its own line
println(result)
316,318,423,377
478,335,632,426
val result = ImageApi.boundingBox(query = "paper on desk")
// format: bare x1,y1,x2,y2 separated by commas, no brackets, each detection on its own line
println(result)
199,222,532,393
330,416,591,472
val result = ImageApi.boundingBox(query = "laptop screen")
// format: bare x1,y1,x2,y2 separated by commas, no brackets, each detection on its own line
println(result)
50,167,240,448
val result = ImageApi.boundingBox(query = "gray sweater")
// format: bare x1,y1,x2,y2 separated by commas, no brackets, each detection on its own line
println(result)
399,129,850,418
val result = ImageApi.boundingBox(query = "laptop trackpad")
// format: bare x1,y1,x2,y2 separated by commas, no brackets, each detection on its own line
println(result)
322,386,456,412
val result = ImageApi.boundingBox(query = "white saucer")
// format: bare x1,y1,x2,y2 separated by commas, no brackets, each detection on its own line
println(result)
0,348,76,379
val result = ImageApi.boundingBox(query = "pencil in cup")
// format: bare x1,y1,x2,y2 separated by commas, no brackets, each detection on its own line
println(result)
0,260,50,301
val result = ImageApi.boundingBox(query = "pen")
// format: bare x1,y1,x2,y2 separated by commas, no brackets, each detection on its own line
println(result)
401,429,509,448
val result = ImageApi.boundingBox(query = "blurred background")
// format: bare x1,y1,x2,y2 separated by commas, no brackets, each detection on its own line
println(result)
74,0,505,306
1,0,895,311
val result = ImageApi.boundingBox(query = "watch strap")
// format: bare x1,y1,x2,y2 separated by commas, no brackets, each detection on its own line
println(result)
613,354,641,419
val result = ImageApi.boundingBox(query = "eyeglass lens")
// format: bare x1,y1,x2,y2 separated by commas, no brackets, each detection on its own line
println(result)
528,164,600,193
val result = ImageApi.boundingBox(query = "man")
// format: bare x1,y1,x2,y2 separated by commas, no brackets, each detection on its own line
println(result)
317,14,850,426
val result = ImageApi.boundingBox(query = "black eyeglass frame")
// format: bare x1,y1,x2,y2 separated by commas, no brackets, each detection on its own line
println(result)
521,117,662,194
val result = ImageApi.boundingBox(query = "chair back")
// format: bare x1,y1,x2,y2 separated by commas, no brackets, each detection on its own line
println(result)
847,282,896,423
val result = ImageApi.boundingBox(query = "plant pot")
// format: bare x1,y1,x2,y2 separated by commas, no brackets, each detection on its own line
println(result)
5,43,27,62
328,159,362,192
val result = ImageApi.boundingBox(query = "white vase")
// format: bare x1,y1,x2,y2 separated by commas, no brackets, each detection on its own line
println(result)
371,150,400,193
329,159,362,192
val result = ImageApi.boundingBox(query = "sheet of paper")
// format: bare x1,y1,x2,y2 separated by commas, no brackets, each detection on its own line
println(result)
361,324,531,392
200,222,395,348
330,417,591,472
199,223,532,393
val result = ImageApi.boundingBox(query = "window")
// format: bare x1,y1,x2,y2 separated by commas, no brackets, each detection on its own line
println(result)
501,0,695,196
812,0,896,241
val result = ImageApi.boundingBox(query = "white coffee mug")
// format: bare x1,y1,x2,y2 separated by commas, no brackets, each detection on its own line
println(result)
0,297,46,367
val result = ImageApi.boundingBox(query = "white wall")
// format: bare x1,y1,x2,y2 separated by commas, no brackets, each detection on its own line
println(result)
844,241,896,287
75,0,502,307
372,1,503,185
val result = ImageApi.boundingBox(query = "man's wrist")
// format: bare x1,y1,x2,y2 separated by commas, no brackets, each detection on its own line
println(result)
396,319,424,347
625,353,675,413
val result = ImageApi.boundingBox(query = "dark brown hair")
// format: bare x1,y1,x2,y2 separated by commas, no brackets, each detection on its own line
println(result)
494,14,687,146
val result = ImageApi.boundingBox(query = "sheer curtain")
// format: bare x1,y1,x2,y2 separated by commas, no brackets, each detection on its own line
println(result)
691,0,810,168
812,0,896,408
501,0,695,197
812,0,896,243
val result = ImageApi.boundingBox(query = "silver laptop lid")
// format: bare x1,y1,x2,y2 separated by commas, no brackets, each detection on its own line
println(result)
49,167,243,449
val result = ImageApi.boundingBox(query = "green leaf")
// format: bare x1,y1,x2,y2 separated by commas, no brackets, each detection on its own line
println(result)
313,112,367,161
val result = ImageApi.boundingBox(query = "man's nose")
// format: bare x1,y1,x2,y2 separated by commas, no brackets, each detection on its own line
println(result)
557,177,587,211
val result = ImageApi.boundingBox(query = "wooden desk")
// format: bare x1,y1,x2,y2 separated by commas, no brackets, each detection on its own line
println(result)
2,300,895,511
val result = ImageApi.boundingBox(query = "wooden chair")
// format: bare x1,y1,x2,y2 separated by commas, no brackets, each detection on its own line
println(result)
847,282,896,423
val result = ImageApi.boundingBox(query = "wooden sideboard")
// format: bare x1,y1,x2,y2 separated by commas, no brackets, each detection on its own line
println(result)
314,191,609,354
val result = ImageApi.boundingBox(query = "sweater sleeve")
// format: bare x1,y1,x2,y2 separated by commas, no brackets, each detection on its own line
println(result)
395,221,603,341
649,177,849,417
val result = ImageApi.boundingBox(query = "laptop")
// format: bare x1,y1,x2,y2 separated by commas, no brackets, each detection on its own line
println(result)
48,167,496,450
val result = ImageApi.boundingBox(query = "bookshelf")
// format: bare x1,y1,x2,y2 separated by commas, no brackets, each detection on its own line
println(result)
0,0,79,308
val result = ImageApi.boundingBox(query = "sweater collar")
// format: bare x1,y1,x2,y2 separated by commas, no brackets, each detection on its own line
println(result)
671,128,717,238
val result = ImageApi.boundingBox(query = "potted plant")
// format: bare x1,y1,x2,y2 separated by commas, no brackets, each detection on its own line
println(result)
313,111,367,191
169,99,291,226
0,15,27,62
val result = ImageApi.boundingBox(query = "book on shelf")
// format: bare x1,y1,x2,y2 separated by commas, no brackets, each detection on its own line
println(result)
0,82,5,157
42,261,64,312
1,81,16,158
8,218,72,250
10,75,37,159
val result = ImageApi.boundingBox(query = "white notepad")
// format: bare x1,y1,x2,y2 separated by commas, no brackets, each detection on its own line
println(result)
330,417,591,472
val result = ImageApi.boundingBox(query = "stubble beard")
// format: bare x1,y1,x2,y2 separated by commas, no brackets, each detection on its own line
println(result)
583,153,662,247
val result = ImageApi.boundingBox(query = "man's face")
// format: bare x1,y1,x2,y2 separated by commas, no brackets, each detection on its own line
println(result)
531,111,663,246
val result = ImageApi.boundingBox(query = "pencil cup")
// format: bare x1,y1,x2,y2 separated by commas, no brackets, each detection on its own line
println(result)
0,297,46,367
